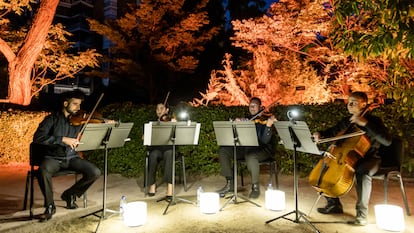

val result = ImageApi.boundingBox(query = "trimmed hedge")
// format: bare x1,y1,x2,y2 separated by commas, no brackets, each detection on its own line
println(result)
82,102,414,178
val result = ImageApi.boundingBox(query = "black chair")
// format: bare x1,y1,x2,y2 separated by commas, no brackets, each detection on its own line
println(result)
144,151,187,196
23,143,87,218
373,137,411,216
238,156,279,189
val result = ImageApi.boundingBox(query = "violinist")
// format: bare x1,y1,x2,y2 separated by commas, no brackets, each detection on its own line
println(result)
216,97,278,198
146,102,176,200
312,91,391,226
33,90,101,222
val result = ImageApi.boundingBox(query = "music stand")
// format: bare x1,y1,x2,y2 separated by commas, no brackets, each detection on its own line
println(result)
77,123,133,233
144,121,200,215
265,121,321,233
213,121,261,211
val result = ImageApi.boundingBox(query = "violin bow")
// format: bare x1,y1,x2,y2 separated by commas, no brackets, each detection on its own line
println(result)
158,91,170,121
78,93,104,136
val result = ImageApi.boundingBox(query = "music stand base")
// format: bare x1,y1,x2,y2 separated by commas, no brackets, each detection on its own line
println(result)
266,210,321,233
220,193,261,211
162,196,195,215
81,208,120,233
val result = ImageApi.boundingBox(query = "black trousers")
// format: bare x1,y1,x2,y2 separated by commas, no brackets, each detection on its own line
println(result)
37,157,101,207
147,146,173,185
219,146,272,184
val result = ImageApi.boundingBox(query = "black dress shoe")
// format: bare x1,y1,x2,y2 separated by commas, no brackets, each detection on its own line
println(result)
61,192,78,209
317,203,343,214
147,192,156,197
39,204,56,222
216,179,234,197
249,183,260,199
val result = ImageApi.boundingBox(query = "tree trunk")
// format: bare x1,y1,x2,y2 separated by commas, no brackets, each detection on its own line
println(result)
6,0,59,105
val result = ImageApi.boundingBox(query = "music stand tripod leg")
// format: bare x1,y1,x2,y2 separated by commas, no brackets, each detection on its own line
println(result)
161,132,195,215
265,126,320,233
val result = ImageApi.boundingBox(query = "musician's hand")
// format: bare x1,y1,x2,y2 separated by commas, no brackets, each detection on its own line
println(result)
266,115,277,127
324,151,336,160
62,137,79,149
350,115,367,126
104,119,116,123
312,132,321,143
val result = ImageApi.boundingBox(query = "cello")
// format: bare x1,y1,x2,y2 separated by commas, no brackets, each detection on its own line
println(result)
308,104,377,197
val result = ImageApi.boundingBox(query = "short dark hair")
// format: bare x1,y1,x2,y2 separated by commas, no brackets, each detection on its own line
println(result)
61,90,85,104
250,97,262,106
350,91,368,103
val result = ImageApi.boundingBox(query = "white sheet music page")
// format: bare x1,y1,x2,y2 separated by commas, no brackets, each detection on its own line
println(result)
143,122,152,146
193,123,201,144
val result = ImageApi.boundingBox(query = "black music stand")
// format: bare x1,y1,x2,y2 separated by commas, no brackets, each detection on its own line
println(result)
213,121,261,211
265,121,321,233
144,121,200,215
77,122,133,233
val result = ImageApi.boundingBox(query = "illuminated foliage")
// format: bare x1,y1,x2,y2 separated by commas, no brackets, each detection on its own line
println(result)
0,0,100,105
193,0,400,107
88,0,220,101
332,0,414,119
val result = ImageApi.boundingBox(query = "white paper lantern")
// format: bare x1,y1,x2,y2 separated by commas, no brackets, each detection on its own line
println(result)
199,192,220,214
265,189,285,211
375,204,405,232
123,201,147,227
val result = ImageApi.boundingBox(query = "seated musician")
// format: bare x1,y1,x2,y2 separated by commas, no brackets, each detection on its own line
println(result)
216,97,277,198
146,103,176,200
33,90,101,221
312,91,391,226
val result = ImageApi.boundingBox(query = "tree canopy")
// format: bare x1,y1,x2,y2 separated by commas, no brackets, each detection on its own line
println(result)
88,0,220,103
0,0,100,105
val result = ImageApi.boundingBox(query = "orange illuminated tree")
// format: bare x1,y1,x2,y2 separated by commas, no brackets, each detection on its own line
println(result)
87,0,220,102
0,0,100,106
193,0,388,106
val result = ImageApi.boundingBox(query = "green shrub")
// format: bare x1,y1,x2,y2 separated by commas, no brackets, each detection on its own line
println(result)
2,102,413,178
83,102,414,178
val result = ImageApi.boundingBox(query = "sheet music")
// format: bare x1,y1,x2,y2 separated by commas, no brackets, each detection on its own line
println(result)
143,121,201,146
274,121,323,155
143,122,153,146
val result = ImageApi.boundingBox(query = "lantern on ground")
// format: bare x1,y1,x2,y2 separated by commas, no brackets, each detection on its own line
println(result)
375,204,405,232
199,192,220,214
123,201,147,227
265,189,285,211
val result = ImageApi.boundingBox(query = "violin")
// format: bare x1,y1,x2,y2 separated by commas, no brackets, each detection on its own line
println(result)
159,113,176,122
253,116,270,125
69,110,106,126
249,100,279,126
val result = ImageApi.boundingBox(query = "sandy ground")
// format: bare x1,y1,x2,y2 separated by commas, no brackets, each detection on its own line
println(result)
0,163,413,233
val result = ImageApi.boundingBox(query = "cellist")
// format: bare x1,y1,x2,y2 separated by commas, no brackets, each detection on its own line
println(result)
312,91,391,226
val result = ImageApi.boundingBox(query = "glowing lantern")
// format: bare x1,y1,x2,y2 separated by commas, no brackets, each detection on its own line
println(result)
199,192,220,214
265,189,285,211
123,201,147,227
375,204,405,232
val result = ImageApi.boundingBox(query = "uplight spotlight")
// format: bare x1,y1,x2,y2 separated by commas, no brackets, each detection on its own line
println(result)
287,109,299,120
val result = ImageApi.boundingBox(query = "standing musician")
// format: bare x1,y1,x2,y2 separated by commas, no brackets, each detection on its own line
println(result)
146,102,176,200
33,90,101,221
312,91,391,226
216,97,278,198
